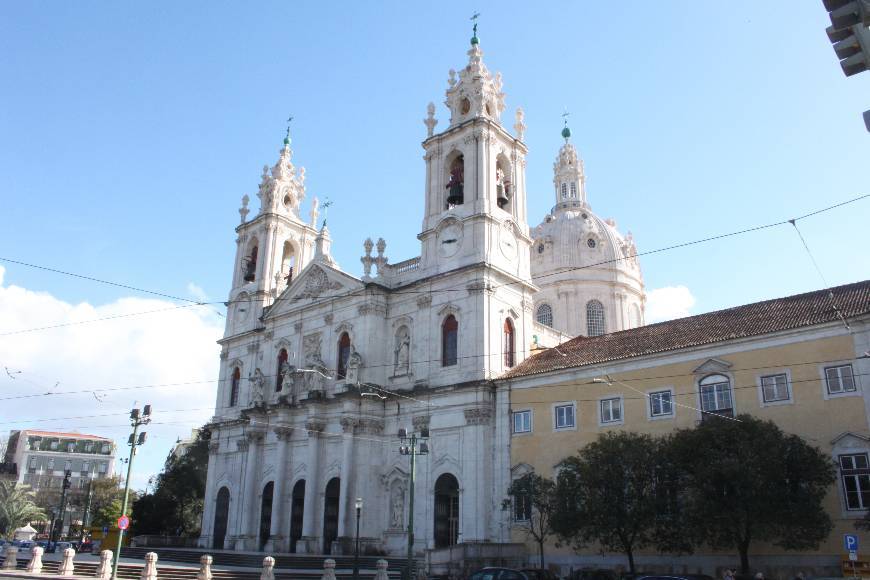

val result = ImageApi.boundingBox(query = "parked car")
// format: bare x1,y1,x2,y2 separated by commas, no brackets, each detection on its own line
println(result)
55,541,73,552
572,570,617,580
78,541,93,553
523,569,559,580
470,568,532,580
634,575,715,580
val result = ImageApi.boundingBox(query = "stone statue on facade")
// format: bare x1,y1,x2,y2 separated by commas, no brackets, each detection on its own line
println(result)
390,484,405,528
394,327,410,375
346,348,363,384
248,368,266,406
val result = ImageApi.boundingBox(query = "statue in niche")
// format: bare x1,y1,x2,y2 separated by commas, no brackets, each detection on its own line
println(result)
346,348,363,384
394,327,410,375
390,483,405,529
248,368,266,406
279,361,299,402
304,353,327,395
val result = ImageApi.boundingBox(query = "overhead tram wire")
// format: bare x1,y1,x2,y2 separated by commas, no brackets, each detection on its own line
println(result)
1,194,866,331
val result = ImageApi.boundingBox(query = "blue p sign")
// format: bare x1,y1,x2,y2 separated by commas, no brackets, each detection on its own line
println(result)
845,533,859,552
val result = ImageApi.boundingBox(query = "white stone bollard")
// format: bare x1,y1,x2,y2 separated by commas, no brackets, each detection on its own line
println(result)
374,559,390,580
58,547,76,576
26,546,44,573
2,546,18,569
321,558,337,580
197,554,213,580
260,556,275,580
95,550,113,579
140,552,158,580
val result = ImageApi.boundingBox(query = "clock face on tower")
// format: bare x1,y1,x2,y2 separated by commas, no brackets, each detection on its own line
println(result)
499,222,518,260
437,221,463,259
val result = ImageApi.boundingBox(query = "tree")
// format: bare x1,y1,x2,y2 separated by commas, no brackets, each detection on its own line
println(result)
551,432,679,573
670,414,836,574
132,428,210,536
0,481,47,538
508,473,557,569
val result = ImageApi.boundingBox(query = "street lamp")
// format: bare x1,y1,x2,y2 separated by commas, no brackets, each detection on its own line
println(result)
398,427,430,580
353,497,363,580
111,404,151,580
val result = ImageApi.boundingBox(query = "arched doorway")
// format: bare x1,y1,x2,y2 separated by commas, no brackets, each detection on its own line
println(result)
259,482,274,551
434,474,460,548
289,480,305,553
213,487,230,550
322,478,340,554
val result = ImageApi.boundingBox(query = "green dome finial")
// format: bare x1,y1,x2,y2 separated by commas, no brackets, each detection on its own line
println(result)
561,109,571,142
470,12,480,45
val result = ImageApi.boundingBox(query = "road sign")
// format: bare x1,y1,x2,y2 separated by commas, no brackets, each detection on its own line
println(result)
850,552,859,562
117,515,130,531
846,533,860,552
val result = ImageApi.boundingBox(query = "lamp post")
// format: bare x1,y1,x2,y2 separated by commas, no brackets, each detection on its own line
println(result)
353,497,363,580
111,404,151,580
398,427,430,580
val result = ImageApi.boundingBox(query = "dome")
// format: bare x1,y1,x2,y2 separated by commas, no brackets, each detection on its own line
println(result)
529,138,646,338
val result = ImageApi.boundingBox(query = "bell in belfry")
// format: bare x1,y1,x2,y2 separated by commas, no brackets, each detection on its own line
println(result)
446,156,464,205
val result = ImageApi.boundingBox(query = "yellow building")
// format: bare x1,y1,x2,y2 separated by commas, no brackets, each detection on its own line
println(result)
503,280,870,576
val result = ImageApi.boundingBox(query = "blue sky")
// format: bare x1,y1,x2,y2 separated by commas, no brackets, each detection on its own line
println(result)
1,1,868,486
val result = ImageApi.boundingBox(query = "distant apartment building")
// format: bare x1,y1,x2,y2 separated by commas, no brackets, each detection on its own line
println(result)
3,430,116,492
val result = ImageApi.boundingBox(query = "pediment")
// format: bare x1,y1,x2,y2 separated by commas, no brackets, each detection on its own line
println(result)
511,462,534,477
264,263,363,319
832,431,870,450
693,358,732,375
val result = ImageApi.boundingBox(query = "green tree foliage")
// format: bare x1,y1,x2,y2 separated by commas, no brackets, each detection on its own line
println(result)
0,481,47,538
508,473,557,569
670,414,835,573
551,432,680,573
132,428,210,537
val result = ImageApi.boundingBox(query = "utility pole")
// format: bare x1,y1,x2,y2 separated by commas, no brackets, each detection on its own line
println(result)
111,404,151,580
81,478,93,544
398,427,429,580
52,471,72,543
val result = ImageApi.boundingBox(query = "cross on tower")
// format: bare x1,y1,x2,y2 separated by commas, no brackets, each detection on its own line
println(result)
471,12,480,37
321,199,333,228
562,109,570,127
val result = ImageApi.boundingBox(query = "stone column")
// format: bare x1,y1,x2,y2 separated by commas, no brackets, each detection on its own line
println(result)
238,431,264,550
476,131,487,202
266,427,293,552
463,406,492,542
336,417,358,540
300,419,324,552
198,440,221,548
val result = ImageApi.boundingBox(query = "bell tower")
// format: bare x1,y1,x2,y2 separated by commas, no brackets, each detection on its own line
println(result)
552,119,588,210
418,31,532,280
225,128,320,336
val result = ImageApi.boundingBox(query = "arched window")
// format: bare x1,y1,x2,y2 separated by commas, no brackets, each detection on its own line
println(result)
560,183,567,199
586,300,606,337
496,155,512,210
503,318,515,368
244,245,258,282
446,155,465,206
336,333,351,379
535,304,553,328
276,348,289,392
699,374,734,419
442,315,458,367
281,241,296,285
570,182,577,198
229,367,241,407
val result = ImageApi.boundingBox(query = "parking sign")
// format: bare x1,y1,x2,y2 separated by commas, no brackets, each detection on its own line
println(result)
845,533,859,553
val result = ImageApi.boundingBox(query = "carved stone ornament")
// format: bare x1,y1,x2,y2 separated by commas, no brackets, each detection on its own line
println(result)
294,266,343,301
208,441,220,453
416,294,432,309
340,416,359,434
306,419,326,437
274,427,294,441
302,333,323,365
324,313,334,325
464,407,493,425
294,322,303,333
412,415,431,433
245,430,265,444
357,418,385,435
236,439,250,452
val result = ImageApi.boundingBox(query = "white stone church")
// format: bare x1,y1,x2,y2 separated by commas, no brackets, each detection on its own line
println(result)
199,31,645,557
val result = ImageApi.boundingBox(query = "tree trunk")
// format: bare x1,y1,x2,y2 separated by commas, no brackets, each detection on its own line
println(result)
738,540,750,574
626,547,635,574
538,539,545,569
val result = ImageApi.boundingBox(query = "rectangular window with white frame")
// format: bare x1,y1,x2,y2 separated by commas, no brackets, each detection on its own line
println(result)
840,453,870,510
514,493,532,522
600,397,623,425
826,364,857,395
760,373,791,404
648,390,674,418
554,403,576,430
512,410,532,434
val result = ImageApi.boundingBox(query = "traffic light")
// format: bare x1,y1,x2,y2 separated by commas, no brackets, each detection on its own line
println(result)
823,0,870,76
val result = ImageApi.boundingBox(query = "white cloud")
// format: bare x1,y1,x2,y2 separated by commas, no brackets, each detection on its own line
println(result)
186,282,210,303
646,285,696,323
0,266,223,489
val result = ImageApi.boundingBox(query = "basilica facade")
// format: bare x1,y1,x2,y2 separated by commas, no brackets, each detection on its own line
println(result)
199,33,644,557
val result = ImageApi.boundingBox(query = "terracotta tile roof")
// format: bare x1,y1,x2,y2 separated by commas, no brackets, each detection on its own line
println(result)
505,280,870,380
23,430,112,441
